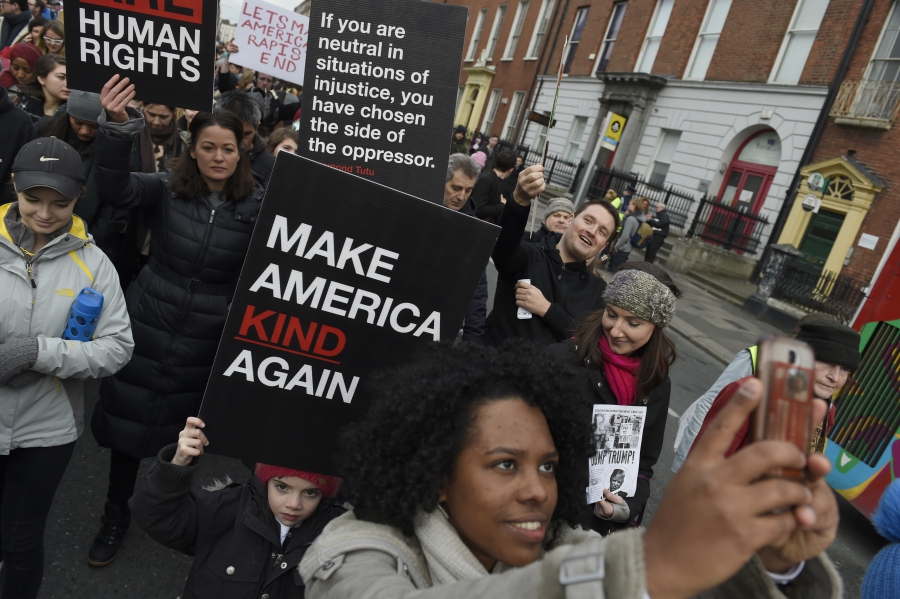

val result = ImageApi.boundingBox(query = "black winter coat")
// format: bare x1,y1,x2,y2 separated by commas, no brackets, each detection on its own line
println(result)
648,209,671,238
547,340,670,536
90,127,265,459
472,170,504,222
133,444,346,599
459,198,488,343
486,199,607,346
0,86,33,203
249,134,276,184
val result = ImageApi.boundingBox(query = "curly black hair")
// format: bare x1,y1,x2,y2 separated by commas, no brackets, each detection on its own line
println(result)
340,340,591,541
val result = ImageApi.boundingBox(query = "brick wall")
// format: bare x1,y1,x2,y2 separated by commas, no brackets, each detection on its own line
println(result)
807,0,898,284
605,0,657,72
651,0,706,77
800,0,861,85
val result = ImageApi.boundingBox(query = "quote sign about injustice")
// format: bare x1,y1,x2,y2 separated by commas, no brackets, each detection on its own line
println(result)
298,0,467,202
198,155,498,475
65,0,218,111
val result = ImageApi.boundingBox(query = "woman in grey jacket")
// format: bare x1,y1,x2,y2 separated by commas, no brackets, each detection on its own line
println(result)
0,137,133,598
300,341,841,599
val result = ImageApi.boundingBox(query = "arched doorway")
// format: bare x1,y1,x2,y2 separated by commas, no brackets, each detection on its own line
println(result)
716,130,782,214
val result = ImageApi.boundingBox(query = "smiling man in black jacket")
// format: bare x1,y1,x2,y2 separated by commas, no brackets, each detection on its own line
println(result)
485,166,620,346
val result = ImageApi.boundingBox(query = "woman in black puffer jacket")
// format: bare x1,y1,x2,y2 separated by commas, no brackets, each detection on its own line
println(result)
87,75,265,567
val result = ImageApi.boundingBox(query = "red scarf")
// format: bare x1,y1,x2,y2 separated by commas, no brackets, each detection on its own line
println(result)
598,335,641,406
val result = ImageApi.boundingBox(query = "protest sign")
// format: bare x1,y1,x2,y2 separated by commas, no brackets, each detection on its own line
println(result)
231,0,309,87
198,154,498,475
586,404,646,504
298,0,468,203
64,0,218,111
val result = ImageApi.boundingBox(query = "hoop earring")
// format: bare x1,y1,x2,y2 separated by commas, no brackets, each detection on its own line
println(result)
437,503,449,520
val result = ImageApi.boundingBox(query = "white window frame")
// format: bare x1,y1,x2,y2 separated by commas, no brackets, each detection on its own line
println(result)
481,89,503,135
768,0,831,84
525,0,556,59
562,6,590,74
534,124,549,152
862,0,900,83
634,0,674,73
647,129,681,185
485,4,508,61
465,8,489,61
503,91,527,140
593,1,628,74
502,0,531,60
683,0,732,81
564,116,588,162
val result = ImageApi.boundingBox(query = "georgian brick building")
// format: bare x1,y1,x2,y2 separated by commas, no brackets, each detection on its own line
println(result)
447,0,898,293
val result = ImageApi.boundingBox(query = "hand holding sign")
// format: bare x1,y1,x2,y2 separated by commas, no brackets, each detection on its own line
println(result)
512,164,546,207
100,74,136,124
172,417,209,467
594,488,627,518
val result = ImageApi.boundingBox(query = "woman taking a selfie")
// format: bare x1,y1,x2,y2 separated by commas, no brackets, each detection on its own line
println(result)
299,341,841,599
85,74,264,568
550,261,680,535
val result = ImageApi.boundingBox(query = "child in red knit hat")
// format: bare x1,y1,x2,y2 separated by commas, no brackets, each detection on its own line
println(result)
131,416,344,599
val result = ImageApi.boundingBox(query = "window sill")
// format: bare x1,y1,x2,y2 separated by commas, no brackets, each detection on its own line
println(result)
833,116,892,130
523,57,538,61
500,57,514,62
464,58,474,63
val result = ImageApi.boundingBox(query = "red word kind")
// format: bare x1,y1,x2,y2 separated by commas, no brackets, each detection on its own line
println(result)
238,304,346,361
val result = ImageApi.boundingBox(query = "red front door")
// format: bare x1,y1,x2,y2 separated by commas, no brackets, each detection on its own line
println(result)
703,158,777,253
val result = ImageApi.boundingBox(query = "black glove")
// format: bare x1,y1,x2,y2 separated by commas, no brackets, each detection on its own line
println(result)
0,338,39,385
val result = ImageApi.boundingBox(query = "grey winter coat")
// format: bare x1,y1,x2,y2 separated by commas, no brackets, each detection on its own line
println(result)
614,212,646,253
300,511,842,599
0,203,133,454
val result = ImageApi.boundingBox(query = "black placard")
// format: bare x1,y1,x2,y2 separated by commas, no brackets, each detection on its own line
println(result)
298,0,468,202
64,0,218,112
198,154,498,475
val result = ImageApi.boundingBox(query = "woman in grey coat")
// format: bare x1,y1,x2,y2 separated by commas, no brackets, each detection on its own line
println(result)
0,137,133,598
299,342,841,599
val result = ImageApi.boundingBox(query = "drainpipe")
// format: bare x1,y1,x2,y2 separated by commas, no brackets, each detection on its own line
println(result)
755,0,875,281
515,0,570,146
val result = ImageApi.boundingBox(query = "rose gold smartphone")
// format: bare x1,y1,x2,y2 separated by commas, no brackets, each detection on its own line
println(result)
753,336,815,479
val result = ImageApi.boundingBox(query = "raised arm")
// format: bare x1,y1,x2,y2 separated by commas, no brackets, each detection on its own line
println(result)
93,75,167,211
491,165,545,276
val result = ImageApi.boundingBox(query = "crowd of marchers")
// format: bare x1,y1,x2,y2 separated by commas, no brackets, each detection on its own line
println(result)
1,9,898,599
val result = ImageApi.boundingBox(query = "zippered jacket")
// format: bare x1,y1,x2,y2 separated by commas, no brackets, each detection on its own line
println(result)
0,203,133,454
133,444,346,599
89,118,265,459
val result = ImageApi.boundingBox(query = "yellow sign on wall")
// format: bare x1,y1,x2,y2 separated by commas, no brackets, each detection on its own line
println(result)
600,113,627,151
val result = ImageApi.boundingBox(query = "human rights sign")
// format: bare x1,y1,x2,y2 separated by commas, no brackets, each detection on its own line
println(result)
65,0,218,111
198,154,498,475
298,0,468,202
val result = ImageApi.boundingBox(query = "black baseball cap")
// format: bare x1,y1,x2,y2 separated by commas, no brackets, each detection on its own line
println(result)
12,138,85,202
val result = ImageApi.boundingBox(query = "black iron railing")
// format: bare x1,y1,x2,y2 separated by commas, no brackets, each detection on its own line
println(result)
770,256,868,324
686,195,771,254
495,140,585,192
585,166,696,230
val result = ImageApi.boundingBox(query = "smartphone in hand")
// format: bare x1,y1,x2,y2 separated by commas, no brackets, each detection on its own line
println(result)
753,336,815,479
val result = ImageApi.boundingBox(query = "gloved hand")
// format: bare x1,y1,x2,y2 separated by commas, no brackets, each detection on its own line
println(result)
6,370,44,389
0,338,39,385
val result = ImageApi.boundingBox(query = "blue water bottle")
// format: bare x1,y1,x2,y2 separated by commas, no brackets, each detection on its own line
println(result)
62,288,104,341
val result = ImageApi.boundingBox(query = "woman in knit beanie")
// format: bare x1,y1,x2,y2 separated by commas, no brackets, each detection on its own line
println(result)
131,416,345,599
549,261,681,535
861,479,900,599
